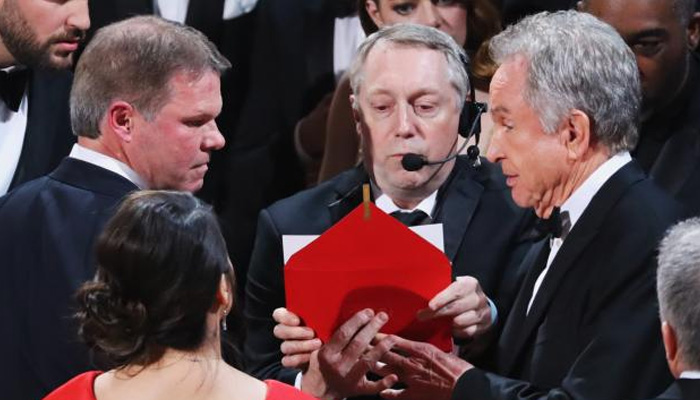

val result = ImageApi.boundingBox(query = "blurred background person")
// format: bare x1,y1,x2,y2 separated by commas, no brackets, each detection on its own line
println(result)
44,191,317,400
0,0,89,196
315,0,502,183
651,217,700,400
580,0,700,216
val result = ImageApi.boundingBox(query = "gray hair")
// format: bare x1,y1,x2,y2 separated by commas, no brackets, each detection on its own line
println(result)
70,15,231,139
657,217,700,371
349,23,470,111
489,11,640,153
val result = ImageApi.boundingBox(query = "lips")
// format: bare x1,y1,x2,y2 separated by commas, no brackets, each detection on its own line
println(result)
54,41,79,52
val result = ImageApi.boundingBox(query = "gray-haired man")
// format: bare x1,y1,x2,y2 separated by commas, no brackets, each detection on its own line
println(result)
651,218,700,400
371,10,682,400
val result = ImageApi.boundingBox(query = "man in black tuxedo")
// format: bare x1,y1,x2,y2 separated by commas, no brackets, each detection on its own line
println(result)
579,0,700,216
368,11,681,400
0,0,89,196
244,24,533,399
650,218,700,400
0,16,228,399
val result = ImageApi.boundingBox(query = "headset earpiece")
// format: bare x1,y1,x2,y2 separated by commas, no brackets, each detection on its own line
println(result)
458,53,487,168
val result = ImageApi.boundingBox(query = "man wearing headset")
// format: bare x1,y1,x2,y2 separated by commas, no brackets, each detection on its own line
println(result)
243,24,534,399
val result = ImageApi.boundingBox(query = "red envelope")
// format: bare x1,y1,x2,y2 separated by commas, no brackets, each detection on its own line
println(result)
285,202,453,351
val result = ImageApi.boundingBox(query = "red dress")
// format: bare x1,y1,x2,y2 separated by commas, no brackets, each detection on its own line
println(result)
43,371,317,400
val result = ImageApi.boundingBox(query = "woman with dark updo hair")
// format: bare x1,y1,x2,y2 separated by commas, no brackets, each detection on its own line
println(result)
44,191,315,400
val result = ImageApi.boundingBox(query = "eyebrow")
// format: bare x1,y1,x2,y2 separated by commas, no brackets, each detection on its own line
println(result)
490,105,510,115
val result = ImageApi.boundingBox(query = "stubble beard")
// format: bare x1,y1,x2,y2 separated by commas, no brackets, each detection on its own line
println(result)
0,0,83,70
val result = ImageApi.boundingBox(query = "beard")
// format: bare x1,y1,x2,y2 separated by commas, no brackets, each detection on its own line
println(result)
0,0,84,70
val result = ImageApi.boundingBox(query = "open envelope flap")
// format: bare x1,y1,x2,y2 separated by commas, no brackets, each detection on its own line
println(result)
286,203,452,270
284,203,453,351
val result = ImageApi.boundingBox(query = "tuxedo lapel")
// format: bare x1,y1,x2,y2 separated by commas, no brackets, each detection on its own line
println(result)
499,161,647,374
327,167,368,225
436,160,484,260
498,239,550,374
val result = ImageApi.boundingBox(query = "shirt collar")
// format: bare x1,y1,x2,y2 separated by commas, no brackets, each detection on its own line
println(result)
69,144,148,189
372,180,438,217
680,371,700,380
560,152,632,233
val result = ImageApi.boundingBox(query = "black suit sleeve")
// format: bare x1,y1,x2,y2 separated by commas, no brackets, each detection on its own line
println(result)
243,209,299,385
452,252,670,400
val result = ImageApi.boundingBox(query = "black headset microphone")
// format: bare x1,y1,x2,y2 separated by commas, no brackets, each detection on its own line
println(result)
401,53,488,172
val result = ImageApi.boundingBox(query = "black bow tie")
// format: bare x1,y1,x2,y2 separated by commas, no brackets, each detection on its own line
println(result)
0,68,29,112
390,210,431,227
529,207,571,241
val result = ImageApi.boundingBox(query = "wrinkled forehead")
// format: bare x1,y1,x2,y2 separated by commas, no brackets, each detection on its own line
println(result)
360,42,453,92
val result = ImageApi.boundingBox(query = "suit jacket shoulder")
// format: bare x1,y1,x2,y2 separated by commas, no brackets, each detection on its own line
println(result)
0,158,137,399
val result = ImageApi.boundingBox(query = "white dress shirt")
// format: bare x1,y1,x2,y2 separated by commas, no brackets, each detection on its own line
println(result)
0,66,29,196
154,0,258,23
680,371,700,379
527,152,633,314
69,144,148,189
375,189,438,217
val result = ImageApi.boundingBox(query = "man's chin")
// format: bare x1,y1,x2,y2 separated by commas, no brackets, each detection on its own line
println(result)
44,52,74,70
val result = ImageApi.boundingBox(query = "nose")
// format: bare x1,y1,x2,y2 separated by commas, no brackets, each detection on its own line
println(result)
204,122,226,152
395,104,416,139
485,128,504,163
66,0,91,32
417,3,442,29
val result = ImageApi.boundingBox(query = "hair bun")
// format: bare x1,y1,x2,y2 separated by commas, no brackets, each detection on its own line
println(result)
77,281,149,364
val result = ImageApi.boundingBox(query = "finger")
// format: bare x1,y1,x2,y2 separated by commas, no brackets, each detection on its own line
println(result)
452,309,480,328
343,312,389,360
426,282,461,312
281,353,312,368
280,338,323,355
273,324,316,340
272,307,301,325
380,388,406,399
325,309,375,354
358,374,399,395
373,362,399,377
386,335,438,360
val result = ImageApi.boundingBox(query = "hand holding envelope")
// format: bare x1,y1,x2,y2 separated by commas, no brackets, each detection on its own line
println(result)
284,203,455,351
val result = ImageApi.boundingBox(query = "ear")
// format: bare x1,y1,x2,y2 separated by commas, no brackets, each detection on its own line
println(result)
215,274,233,314
365,0,385,28
560,109,591,161
662,321,682,378
687,12,700,51
107,101,136,144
